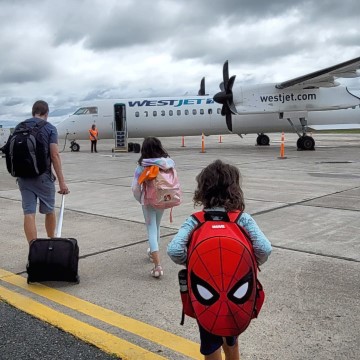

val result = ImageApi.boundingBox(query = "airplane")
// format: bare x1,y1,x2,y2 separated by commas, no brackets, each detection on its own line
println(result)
55,56,360,152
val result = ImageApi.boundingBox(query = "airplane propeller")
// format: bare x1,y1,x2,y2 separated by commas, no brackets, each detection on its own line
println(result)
213,60,237,132
198,77,206,96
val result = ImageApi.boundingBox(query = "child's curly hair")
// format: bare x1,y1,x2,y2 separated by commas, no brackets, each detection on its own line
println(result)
193,159,245,212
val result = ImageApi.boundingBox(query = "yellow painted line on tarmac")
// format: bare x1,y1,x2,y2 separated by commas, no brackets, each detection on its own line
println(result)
0,285,166,360
0,269,201,359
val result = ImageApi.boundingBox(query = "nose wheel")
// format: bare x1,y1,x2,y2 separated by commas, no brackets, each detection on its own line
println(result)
70,141,80,152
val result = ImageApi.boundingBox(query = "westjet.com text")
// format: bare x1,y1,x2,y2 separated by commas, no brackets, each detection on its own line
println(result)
260,93,317,103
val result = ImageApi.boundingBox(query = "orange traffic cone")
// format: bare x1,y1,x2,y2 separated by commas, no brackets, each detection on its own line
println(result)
201,133,206,153
278,132,287,159
181,136,185,147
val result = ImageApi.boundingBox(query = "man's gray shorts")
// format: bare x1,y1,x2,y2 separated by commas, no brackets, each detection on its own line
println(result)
17,173,56,215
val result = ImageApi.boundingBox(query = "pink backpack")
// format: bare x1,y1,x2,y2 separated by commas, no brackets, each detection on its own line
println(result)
144,167,182,209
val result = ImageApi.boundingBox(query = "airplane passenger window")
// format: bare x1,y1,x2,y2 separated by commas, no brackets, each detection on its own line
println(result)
192,109,197,115
144,111,148,117
169,110,173,116
208,109,212,115
135,111,139,117
217,108,221,114
153,111,157,117
200,109,204,115
161,110,165,116
185,109,189,115
177,110,181,116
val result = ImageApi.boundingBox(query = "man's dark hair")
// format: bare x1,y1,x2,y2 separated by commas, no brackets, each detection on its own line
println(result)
32,100,49,117
138,137,169,164
193,159,245,212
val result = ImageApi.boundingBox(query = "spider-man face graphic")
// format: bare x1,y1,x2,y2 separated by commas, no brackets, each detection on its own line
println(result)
189,236,256,336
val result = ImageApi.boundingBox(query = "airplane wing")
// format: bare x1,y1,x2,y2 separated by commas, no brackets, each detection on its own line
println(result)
276,56,360,89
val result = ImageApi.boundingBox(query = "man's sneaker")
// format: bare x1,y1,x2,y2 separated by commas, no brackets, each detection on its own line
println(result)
147,248,154,263
151,265,163,278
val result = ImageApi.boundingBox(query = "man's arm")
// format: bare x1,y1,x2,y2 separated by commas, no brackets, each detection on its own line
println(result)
50,143,69,194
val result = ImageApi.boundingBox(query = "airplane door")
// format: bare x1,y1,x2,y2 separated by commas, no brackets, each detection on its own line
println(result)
113,103,127,152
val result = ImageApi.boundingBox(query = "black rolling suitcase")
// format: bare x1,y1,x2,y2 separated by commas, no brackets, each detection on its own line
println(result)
27,195,80,284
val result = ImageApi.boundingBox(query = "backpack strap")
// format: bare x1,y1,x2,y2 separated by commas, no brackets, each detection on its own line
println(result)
227,210,242,223
191,211,206,223
16,119,47,131
30,120,48,135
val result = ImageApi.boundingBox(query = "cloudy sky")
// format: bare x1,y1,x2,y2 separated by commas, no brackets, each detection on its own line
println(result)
0,0,359,121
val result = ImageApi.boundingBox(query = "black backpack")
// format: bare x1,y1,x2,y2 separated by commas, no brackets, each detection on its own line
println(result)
3,120,49,178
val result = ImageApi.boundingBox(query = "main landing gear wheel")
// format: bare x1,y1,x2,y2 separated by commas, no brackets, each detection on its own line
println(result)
70,141,80,152
256,134,270,146
297,135,315,151
128,142,134,152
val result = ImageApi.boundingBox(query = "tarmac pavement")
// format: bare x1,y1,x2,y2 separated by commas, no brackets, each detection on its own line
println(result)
0,133,359,359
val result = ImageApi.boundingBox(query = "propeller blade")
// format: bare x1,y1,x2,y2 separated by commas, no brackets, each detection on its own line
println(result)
227,75,236,92
229,102,238,115
198,77,205,96
225,111,233,132
223,60,229,86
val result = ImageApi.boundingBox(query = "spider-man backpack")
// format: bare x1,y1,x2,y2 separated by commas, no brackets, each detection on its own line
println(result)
178,210,265,337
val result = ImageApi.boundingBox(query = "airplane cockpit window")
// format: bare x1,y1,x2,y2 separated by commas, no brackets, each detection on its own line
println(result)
169,110,173,116
144,111,148,117
185,109,189,115
135,111,139,117
200,109,204,115
208,109,212,115
161,110,165,116
177,110,181,116
153,111,157,117
73,107,98,115
192,109,197,115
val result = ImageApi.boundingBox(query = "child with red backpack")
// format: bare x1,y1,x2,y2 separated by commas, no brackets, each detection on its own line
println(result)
167,159,272,359
132,137,180,278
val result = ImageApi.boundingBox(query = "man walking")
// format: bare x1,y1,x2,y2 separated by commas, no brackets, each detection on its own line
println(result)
15,100,69,243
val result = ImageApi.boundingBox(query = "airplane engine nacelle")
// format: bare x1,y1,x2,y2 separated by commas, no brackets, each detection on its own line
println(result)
232,84,360,115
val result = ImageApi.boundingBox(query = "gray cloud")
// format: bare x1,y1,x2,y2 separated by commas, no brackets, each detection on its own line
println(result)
0,0,359,119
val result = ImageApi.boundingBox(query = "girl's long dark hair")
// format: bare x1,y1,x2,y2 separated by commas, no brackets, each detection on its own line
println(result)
193,159,245,212
138,137,169,164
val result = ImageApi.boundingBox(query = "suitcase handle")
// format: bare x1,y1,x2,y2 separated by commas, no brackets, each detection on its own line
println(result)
56,195,65,237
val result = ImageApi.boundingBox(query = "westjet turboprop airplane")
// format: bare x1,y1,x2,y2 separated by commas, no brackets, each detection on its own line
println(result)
55,56,360,152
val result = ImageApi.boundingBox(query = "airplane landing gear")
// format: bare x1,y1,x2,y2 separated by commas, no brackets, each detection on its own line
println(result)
256,133,270,146
284,114,315,151
297,135,315,151
70,140,80,152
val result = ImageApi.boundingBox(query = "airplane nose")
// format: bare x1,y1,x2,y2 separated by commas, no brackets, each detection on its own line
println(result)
56,122,71,139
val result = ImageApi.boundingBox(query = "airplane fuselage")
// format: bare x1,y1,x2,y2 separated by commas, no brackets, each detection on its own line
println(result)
55,91,360,141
